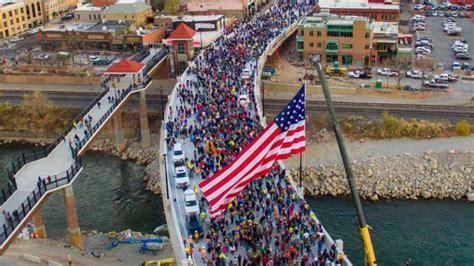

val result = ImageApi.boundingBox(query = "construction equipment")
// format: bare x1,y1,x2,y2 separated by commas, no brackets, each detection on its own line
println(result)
324,62,347,76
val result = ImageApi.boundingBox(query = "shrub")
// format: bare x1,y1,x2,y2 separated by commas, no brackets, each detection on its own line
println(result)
456,120,471,136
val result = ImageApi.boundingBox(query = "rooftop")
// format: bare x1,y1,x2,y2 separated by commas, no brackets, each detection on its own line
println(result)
319,0,400,10
301,14,372,29
44,22,97,32
75,3,103,11
105,59,145,74
43,22,130,33
186,0,244,12
168,23,196,39
85,21,129,32
102,2,151,14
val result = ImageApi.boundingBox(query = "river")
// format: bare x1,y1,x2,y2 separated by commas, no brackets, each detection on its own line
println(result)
1,143,473,265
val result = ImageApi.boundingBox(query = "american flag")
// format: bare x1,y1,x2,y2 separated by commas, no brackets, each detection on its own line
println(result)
199,84,306,217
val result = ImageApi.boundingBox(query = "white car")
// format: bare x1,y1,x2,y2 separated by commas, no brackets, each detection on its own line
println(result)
453,47,468,54
175,166,190,188
406,69,423,79
241,68,252,79
377,68,398,76
413,25,426,31
238,94,249,107
172,143,185,163
184,189,200,215
416,47,431,54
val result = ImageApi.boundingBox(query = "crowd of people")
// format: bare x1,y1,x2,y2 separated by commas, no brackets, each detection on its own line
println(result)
165,0,347,265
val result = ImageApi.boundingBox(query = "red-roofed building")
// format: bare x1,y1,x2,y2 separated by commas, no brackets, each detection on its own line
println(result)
105,59,145,74
105,59,145,85
165,23,197,76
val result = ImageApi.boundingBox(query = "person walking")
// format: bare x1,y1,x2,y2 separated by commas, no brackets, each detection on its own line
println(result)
67,254,72,266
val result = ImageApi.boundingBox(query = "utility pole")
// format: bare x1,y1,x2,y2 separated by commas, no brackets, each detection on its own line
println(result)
160,86,165,121
311,55,377,266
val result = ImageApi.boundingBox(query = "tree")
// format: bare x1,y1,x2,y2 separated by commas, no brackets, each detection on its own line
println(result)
456,119,471,136
415,58,434,90
164,0,179,15
20,91,56,135
391,55,411,89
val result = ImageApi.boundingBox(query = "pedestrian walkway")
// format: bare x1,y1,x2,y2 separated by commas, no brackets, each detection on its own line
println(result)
0,47,168,251
162,0,350,265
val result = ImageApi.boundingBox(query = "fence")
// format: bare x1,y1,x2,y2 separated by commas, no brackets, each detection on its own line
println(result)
0,158,82,245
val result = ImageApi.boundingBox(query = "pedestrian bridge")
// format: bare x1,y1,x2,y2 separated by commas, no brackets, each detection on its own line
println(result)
0,47,168,254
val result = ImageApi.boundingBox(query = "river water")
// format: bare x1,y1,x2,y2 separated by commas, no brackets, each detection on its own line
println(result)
1,143,473,265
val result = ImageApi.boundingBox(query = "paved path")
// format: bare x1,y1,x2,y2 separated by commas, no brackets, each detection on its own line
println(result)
0,47,165,247
286,136,474,168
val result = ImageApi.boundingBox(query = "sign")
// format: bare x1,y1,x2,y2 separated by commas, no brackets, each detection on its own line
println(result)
87,34,105,40
195,23,215,30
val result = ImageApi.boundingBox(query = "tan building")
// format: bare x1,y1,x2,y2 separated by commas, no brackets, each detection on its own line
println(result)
42,0,77,21
101,2,152,27
296,13,373,67
317,0,400,22
73,4,102,22
0,0,44,38
185,0,263,20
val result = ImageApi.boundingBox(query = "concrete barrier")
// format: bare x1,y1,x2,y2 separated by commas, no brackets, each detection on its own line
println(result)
22,253,42,263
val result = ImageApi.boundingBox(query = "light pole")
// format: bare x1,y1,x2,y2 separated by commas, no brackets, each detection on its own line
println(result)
160,86,165,120
162,152,169,199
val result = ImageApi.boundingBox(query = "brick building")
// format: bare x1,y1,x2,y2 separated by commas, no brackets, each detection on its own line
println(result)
296,13,373,67
317,0,400,22
165,23,196,76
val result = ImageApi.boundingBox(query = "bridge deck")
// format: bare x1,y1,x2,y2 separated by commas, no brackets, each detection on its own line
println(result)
0,47,167,250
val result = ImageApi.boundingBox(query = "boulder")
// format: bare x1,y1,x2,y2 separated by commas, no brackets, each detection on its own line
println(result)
467,193,474,202
421,191,432,199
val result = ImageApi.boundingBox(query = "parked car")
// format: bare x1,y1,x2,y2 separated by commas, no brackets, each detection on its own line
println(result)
61,14,74,21
413,25,426,31
452,61,462,70
348,70,372,79
174,165,189,188
403,85,420,91
453,47,468,53
434,73,458,82
455,53,471,60
377,68,398,76
424,79,449,88
416,46,431,54
406,69,423,79
172,142,185,163
184,189,200,215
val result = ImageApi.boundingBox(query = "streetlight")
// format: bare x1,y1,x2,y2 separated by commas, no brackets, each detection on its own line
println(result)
160,86,165,121
162,152,169,199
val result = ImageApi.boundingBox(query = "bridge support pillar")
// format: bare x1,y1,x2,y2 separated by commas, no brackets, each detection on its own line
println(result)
63,185,84,250
139,90,151,148
32,211,46,238
114,109,126,153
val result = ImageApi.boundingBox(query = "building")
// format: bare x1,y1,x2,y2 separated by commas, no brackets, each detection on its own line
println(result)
372,21,399,64
91,0,116,7
155,14,226,32
296,13,373,66
101,2,152,26
39,21,165,50
165,23,196,76
0,0,44,38
42,0,76,21
73,4,103,22
185,0,263,20
317,0,400,22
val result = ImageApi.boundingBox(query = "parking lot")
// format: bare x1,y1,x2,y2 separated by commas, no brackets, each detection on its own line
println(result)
420,17,473,68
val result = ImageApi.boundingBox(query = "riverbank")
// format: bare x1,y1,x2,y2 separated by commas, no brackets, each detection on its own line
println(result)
0,230,173,265
287,136,474,201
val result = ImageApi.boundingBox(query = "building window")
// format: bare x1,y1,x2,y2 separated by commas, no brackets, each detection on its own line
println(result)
326,54,338,64
20,8,24,13
365,32,370,38
297,40,304,50
317,31,321,36
16,18,20,23
309,42,314,48
326,42,338,51
317,42,322,48
37,2,41,13
342,55,353,65
14,10,18,15
365,44,370,49
177,42,185,54
178,61,187,74
342,44,353,49
77,14,80,20
327,31,353,38
2,13,5,19
309,31,314,36
89,14,92,20
9,11,13,17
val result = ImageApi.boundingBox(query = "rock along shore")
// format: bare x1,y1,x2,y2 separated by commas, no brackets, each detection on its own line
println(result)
291,150,474,201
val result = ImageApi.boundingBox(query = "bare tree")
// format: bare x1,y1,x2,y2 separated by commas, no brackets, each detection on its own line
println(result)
415,58,434,89
391,56,411,89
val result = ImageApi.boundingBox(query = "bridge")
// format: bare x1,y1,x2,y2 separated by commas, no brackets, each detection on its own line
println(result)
0,47,168,254
159,1,351,265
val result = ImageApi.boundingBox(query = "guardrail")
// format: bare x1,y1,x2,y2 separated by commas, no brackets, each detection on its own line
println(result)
0,158,83,245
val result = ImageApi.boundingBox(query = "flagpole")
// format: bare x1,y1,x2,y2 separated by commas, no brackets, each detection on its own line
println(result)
312,56,377,266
